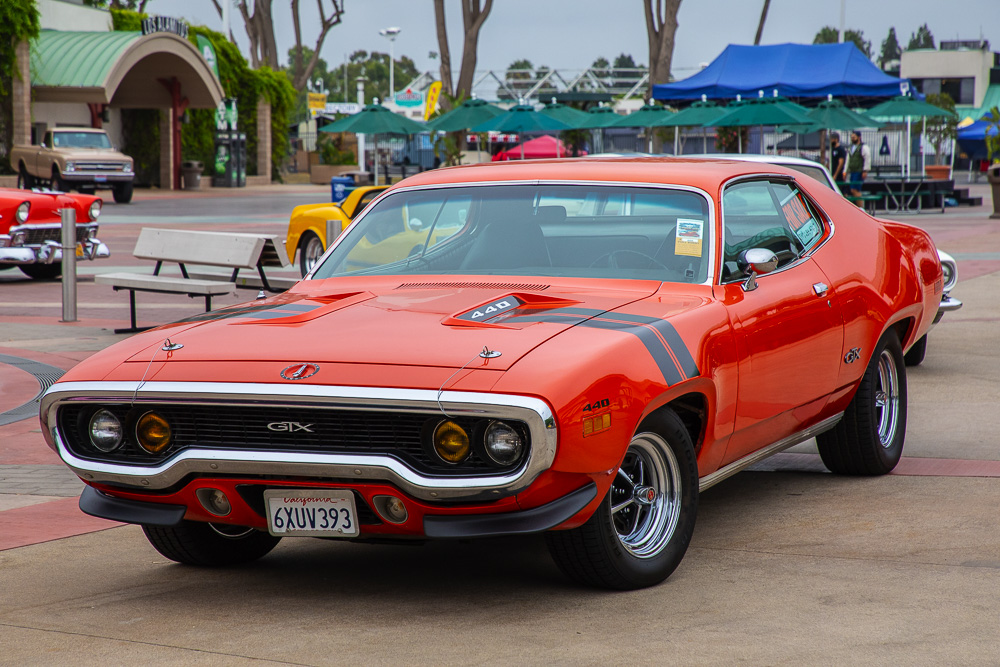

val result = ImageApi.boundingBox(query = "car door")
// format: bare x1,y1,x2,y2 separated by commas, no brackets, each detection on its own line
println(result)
717,177,844,465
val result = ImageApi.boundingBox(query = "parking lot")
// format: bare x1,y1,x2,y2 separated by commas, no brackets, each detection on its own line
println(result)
2,183,999,664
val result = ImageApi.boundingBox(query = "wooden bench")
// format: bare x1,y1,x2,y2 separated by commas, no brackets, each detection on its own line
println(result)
95,228,288,333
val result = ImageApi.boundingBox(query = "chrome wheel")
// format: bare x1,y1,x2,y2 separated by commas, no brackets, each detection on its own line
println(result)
610,433,683,558
875,349,900,448
300,233,324,276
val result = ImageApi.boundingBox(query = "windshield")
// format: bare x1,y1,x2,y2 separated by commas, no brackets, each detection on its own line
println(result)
310,184,712,284
52,131,112,149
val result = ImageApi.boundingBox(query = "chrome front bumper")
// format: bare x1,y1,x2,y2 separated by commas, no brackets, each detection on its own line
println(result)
40,381,558,503
0,238,110,265
934,293,962,324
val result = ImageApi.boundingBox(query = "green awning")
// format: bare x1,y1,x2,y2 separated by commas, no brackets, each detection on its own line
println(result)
30,30,223,108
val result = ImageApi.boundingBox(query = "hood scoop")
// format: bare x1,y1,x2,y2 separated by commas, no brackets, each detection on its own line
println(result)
445,292,583,328
396,281,550,291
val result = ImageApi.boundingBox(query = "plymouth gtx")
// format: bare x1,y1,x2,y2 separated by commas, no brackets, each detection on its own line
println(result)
40,158,943,589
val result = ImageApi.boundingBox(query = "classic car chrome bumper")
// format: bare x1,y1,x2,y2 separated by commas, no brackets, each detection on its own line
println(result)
61,172,134,183
0,238,110,265
40,381,558,503
934,294,963,324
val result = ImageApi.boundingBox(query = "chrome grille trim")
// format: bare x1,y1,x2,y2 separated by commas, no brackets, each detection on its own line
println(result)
40,381,558,502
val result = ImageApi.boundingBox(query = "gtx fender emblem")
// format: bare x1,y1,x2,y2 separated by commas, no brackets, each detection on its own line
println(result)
844,347,862,364
281,363,320,380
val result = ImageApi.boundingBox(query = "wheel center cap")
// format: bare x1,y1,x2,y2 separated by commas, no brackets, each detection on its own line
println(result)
634,485,657,505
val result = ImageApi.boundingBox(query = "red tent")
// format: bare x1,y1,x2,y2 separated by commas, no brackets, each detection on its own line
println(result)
492,134,585,161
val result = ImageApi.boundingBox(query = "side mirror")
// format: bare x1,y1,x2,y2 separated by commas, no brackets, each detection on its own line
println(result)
737,248,778,292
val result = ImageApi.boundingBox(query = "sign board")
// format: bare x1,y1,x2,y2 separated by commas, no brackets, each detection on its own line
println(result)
308,92,328,118
424,81,442,121
324,103,361,115
141,16,189,39
395,89,423,108
215,98,238,131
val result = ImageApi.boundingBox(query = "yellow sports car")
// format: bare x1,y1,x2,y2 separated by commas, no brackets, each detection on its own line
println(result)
286,185,388,276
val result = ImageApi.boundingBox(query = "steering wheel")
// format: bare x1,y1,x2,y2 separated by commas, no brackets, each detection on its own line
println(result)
589,249,670,270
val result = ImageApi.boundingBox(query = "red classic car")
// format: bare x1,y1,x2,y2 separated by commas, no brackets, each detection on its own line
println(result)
40,158,943,589
0,187,109,279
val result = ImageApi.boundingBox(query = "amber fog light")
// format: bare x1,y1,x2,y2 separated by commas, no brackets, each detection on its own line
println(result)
373,495,408,524
88,409,123,452
135,411,172,453
433,420,470,463
196,488,232,516
484,421,524,465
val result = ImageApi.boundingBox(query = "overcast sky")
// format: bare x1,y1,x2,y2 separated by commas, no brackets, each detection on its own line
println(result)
159,0,1000,82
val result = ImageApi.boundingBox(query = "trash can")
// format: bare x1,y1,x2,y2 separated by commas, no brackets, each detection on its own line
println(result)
330,176,354,203
181,161,203,190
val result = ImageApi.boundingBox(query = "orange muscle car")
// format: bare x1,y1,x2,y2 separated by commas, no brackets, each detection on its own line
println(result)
40,157,943,589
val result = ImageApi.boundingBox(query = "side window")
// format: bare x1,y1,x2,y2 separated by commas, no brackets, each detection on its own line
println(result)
722,179,826,277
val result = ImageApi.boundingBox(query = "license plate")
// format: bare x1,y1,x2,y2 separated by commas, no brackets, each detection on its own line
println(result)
263,489,358,538
94,176,107,182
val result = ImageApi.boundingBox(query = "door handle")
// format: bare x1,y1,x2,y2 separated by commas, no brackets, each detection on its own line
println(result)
813,282,829,296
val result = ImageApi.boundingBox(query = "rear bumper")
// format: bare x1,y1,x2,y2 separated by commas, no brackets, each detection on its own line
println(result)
934,294,962,324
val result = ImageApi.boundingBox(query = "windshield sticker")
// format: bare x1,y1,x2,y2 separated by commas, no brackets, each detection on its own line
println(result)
675,219,704,258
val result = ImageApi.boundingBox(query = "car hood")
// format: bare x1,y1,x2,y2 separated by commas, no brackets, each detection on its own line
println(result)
0,188,97,223
122,277,663,371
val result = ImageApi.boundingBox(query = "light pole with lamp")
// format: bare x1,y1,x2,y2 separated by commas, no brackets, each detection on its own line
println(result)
379,27,401,103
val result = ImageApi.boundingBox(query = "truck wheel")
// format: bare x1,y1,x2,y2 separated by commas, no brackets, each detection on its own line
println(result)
17,164,33,189
51,168,66,192
20,264,62,280
546,409,699,589
817,330,906,475
142,521,281,566
113,182,134,204
298,232,324,276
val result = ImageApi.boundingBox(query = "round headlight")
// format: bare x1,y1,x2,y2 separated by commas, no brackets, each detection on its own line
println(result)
483,421,524,466
135,411,172,453
88,200,102,221
88,409,123,452
123,163,133,173
433,420,470,463
64,162,75,173
16,202,29,223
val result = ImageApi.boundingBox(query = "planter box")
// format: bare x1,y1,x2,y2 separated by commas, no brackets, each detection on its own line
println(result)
924,165,950,180
310,164,359,185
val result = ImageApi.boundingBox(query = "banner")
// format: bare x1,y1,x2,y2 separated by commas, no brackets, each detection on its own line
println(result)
195,35,220,81
424,81,443,121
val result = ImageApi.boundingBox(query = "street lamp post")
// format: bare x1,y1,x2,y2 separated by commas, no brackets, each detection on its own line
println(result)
379,27,401,103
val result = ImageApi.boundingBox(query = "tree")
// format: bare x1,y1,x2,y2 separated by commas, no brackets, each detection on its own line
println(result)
210,0,345,92
644,0,683,97
879,27,902,70
82,0,151,10
813,26,873,60
907,23,935,50
924,92,956,166
433,0,493,106
0,0,40,173
612,53,642,91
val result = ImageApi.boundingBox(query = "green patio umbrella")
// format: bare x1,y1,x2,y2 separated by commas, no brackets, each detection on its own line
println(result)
539,100,590,126
711,97,815,154
470,105,572,160
613,103,676,152
808,98,883,131
661,99,728,154
574,105,623,129
425,98,505,163
866,95,956,179
319,103,427,184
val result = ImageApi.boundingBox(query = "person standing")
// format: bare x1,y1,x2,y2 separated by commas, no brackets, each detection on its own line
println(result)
847,130,871,201
830,132,847,182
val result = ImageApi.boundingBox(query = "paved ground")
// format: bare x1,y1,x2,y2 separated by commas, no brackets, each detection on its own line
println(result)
1,182,999,664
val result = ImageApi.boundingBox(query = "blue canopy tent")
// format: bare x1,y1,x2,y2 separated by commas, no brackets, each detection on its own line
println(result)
956,119,998,161
653,43,914,106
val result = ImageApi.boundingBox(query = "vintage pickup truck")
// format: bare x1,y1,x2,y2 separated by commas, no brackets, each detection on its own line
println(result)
12,127,134,204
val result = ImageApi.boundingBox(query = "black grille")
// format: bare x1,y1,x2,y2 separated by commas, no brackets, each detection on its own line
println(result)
76,162,126,171
22,226,92,245
58,403,529,477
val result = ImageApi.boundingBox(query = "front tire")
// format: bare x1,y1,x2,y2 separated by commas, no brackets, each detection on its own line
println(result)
19,264,62,280
298,231,324,276
903,334,927,367
51,168,66,192
142,521,281,566
817,330,907,475
546,409,699,590
113,181,134,204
